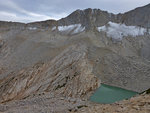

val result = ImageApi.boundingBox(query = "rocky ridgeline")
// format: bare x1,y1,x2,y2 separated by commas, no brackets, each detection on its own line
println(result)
1,4,150,30
57,4,150,29
0,9,117,30
118,3,150,28
0,20,57,30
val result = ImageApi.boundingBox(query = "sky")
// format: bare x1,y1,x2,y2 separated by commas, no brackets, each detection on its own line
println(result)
0,0,149,23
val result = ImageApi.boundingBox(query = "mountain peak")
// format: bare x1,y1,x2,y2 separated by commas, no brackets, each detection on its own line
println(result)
1,4,150,30
57,8,116,30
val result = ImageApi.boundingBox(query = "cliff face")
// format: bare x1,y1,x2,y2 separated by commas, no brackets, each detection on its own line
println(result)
118,4,150,28
58,8,116,29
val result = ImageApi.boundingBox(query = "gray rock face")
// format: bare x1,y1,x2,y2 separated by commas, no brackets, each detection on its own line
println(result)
118,4,150,28
58,8,116,29
58,4,150,28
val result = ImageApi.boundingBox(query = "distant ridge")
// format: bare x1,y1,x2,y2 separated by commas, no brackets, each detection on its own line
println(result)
0,3,150,29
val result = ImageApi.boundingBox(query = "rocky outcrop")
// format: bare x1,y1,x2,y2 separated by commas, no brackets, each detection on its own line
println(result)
0,44,100,103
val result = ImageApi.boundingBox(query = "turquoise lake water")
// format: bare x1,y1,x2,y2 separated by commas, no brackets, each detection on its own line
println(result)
90,84,138,104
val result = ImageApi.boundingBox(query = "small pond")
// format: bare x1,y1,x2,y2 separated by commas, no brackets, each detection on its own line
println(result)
90,84,138,104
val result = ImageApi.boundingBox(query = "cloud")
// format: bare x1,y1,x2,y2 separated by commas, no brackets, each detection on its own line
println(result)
0,11,47,23
0,0,56,23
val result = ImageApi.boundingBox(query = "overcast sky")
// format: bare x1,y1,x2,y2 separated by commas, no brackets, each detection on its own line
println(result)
0,0,149,23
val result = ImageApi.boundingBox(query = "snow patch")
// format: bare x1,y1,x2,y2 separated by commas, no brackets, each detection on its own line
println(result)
98,22,149,40
52,26,56,31
56,24,85,34
91,9,94,14
28,27,37,30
